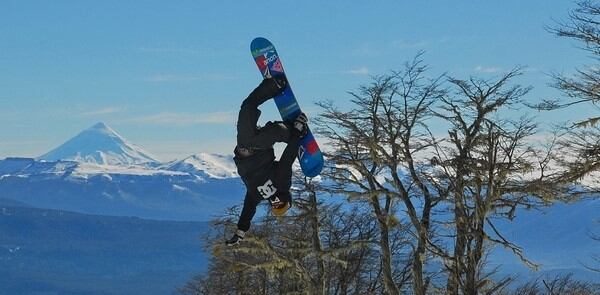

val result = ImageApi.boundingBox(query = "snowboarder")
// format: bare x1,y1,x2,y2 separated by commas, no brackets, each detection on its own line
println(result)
226,76,309,246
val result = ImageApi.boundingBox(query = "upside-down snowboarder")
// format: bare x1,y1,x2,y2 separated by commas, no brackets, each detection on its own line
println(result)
226,76,308,246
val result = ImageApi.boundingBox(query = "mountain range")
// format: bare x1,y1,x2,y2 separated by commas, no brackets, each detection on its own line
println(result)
0,122,244,221
0,122,244,294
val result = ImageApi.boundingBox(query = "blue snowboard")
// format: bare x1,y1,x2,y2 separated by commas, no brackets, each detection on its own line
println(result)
250,37,324,177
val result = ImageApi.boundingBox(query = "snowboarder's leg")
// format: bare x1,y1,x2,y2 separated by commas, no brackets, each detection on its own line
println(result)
236,193,261,232
227,193,260,246
236,77,287,149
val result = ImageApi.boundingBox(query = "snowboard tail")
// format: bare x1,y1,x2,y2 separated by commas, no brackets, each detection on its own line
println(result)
251,37,324,177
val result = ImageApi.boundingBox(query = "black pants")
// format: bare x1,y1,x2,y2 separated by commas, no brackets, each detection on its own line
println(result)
235,81,300,232
236,80,290,150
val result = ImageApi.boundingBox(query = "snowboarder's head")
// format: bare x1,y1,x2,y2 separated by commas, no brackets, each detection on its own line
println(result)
269,190,291,216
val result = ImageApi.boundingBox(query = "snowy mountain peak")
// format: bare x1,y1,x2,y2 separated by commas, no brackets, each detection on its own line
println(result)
165,152,238,179
90,122,113,133
38,122,159,166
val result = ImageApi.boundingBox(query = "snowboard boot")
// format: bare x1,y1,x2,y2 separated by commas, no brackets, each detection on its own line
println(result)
225,229,245,247
255,75,288,99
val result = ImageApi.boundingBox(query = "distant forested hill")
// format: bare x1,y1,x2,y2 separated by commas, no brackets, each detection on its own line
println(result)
0,201,210,295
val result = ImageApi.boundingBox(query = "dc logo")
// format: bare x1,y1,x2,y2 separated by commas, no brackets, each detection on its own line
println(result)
257,179,277,199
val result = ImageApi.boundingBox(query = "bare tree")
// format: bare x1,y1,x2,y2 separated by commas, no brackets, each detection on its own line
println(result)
180,176,385,295
316,55,445,295
544,1,600,275
508,273,600,295
176,207,272,295
430,69,562,295
291,174,327,294
530,1,600,185
534,0,600,124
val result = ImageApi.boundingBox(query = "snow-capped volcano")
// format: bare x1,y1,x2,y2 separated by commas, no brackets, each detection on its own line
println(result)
0,122,246,220
38,122,159,166
164,153,238,179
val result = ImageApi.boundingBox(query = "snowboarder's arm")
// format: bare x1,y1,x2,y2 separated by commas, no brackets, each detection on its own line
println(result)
277,113,306,169
241,77,286,109
277,135,300,176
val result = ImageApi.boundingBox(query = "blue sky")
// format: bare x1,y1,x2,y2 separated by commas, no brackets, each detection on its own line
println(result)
0,1,594,161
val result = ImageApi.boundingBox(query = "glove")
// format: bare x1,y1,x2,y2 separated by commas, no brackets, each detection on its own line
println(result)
225,229,245,246
290,112,308,138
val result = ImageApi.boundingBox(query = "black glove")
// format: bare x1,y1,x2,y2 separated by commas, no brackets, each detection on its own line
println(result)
290,112,308,138
225,230,245,247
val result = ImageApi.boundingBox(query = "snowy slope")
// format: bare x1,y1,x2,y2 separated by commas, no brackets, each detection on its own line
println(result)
71,162,186,178
0,157,185,179
39,122,159,166
163,153,238,179
0,157,245,221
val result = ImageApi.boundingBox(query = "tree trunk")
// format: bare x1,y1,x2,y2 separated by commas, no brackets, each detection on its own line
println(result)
372,196,400,295
412,199,432,295
308,185,326,295
412,241,426,295
447,203,466,295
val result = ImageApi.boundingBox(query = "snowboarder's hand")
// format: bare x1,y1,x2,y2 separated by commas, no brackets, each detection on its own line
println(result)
225,230,245,246
291,112,308,138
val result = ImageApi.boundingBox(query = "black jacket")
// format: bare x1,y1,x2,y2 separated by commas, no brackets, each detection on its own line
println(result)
234,141,297,203
234,141,298,232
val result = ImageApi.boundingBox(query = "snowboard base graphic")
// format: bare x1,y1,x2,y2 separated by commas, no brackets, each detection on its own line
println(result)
250,37,324,177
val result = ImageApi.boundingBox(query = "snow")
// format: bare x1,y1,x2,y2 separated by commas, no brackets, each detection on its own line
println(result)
164,153,238,179
71,163,187,178
0,122,248,223
172,184,189,192
0,159,188,179
22,122,239,180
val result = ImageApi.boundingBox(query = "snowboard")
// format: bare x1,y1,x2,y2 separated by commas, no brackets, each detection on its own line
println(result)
250,37,324,177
